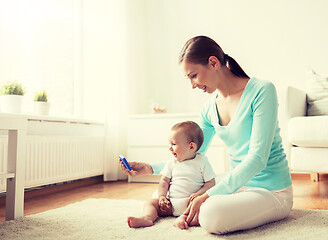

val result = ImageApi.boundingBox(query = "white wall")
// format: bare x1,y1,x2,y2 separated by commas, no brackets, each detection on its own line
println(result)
126,0,328,114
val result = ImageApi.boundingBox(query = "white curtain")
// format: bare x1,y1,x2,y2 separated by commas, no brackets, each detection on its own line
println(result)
76,0,129,181
103,101,128,181
102,0,129,181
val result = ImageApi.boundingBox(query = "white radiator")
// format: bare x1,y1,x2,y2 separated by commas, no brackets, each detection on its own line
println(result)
0,118,105,193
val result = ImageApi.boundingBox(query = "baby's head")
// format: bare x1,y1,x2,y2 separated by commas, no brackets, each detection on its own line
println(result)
169,121,204,162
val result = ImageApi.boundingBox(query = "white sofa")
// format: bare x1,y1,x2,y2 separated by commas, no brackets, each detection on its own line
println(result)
286,86,328,181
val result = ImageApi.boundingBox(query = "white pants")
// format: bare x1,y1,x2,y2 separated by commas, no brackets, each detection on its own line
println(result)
199,185,293,234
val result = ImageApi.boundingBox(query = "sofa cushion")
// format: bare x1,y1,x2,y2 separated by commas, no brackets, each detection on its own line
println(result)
290,147,328,172
306,68,328,116
288,116,328,147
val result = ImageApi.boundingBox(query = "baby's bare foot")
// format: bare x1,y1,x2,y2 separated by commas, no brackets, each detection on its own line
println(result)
127,216,154,228
173,216,189,230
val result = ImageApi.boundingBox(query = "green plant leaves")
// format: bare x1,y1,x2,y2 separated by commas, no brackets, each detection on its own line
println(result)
34,90,48,102
0,81,26,95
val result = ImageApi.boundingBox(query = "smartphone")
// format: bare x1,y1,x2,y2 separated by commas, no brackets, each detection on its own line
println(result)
119,155,132,171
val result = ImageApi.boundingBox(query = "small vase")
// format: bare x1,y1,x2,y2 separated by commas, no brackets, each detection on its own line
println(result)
33,101,50,115
0,95,24,114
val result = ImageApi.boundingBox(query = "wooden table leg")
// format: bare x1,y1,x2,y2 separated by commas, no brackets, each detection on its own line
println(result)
6,129,26,220
310,172,319,182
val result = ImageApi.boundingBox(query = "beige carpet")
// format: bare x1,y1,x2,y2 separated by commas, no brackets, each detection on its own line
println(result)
0,199,327,240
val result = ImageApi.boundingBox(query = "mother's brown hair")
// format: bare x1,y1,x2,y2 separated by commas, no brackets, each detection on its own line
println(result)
179,36,249,78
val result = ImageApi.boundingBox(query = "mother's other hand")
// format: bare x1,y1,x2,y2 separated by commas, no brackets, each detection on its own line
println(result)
184,193,210,226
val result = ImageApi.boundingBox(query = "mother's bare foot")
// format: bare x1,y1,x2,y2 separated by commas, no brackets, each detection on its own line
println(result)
127,216,154,228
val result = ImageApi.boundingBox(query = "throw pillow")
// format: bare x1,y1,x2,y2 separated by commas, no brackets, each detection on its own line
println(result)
306,68,328,116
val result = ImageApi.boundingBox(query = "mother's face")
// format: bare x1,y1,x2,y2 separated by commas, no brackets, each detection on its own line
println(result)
181,60,217,94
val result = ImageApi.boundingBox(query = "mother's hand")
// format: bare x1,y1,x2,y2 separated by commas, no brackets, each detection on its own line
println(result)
183,193,209,226
119,160,153,177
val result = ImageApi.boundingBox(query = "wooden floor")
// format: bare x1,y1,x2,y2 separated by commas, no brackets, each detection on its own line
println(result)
0,173,327,222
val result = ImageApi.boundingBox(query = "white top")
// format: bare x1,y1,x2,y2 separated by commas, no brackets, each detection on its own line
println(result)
160,153,216,199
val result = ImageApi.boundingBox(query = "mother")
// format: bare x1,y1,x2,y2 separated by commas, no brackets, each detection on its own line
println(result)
121,36,293,234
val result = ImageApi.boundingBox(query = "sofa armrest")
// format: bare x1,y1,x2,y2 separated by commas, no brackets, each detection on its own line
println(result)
286,86,307,119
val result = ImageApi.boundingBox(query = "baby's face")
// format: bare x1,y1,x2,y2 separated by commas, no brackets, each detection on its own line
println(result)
168,129,196,162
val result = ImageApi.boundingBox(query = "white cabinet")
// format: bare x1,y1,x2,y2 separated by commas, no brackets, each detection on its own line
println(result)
127,113,229,182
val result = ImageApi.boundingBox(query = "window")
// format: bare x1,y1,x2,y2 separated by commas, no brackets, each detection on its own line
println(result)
0,0,79,117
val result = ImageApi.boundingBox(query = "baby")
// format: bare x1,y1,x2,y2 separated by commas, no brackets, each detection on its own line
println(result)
125,121,216,229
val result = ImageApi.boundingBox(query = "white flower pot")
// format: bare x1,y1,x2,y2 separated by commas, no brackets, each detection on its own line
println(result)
33,101,50,115
0,95,24,114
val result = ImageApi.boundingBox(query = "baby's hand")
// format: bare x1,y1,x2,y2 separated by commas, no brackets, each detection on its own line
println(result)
188,193,199,205
158,196,172,215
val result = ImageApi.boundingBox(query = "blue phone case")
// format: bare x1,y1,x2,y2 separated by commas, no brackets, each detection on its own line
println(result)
119,155,132,171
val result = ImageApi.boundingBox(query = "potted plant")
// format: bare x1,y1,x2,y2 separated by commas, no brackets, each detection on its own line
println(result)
0,81,26,114
33,90,50,115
